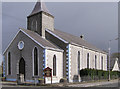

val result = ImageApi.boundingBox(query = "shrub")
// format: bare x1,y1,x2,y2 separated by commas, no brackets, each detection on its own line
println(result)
1,77,6,81
80,68,120,81
38,78,44,84
59,78,67,83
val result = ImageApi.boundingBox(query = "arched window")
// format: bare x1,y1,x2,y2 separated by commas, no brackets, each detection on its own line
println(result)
34,47,38,76
101,56,103,70
8,52,11,75
78,51,80,74
35,21,37,31
87,53,89,68
31,21,33,30
95,55,97,69
53,55,56,76
31,20,37,31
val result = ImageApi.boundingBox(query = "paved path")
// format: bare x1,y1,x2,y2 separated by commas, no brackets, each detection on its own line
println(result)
97,82,119,87
66,79,119,87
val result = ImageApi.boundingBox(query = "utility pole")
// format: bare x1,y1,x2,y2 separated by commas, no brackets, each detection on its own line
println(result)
108,40,111,81
108,38,119,81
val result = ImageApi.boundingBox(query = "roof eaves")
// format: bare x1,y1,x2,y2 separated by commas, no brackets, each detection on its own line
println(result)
46,29,68,44
20,29,45,49
46,47,64,52
71,42,99,52
70,42,107,54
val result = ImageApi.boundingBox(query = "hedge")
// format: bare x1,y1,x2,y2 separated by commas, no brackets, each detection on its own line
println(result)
80,68,120,80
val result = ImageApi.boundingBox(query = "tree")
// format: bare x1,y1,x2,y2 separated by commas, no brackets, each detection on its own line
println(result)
0,61,3,77
111,52,120,59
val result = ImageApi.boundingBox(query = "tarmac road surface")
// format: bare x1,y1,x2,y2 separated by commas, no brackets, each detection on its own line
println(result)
1,79,119,89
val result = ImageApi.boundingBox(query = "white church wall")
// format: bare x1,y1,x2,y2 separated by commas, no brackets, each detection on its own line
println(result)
96,52,100,69
99,53,102,70
69,44,107,82
45,49,63,83
84,48,95,69
102,54,107,71
82,47,87,69
69,44,82,82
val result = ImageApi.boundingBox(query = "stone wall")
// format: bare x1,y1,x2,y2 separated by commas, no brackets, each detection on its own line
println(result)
27,13,42,36
27,12,54,38
4,31,44,81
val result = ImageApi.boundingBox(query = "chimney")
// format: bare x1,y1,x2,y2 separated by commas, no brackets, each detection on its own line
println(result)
80,35,84,40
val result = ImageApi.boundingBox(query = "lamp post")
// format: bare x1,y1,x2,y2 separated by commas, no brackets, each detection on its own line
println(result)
108,37,119,81
108,40,111,81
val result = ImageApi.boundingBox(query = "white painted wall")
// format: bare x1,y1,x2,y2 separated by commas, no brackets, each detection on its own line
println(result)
45,49,63,83
43,43,107,83
70,44,107,82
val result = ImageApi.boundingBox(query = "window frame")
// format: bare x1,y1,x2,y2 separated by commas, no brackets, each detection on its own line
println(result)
95,55,97,69
53,55,56,76
32,47,39,76
78,51,80,74
7,52,11,75
101,56,103,70
87,53,89,69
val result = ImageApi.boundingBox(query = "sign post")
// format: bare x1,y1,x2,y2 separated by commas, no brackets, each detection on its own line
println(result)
43,67,52,84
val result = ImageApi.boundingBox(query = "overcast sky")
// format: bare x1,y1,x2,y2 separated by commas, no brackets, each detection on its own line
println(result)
2,2,118,56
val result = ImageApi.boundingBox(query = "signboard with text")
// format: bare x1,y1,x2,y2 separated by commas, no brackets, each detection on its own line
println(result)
44,67,52,77
43,67,52,84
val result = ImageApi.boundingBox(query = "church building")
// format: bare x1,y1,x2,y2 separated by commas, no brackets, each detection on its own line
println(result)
3,1,108,83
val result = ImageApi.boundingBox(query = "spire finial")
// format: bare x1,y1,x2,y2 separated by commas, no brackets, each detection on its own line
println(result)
29,0,50,16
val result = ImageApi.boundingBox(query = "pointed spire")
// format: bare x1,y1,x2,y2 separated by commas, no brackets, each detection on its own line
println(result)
29,0,50,16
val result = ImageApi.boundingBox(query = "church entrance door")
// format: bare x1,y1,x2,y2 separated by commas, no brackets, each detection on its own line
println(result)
19,58,25,82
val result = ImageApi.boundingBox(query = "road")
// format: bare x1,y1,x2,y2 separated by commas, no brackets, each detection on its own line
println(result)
96,82,119,87
1,85,119,89
1,80,119,89
67,80,119,87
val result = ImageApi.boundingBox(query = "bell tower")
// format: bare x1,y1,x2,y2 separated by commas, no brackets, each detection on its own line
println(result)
27,0,54,38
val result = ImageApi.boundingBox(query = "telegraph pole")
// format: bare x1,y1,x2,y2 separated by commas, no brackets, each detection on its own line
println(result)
108,40,111,81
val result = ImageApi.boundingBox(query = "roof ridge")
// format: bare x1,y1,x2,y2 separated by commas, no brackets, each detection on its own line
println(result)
55,29,98,47
55,29,87,42
53,29,106,53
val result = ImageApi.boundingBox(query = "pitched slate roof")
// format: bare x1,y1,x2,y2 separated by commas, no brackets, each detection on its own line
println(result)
46,29,107,53
20,28,62,51
29,0,50,16
3,28,63,54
